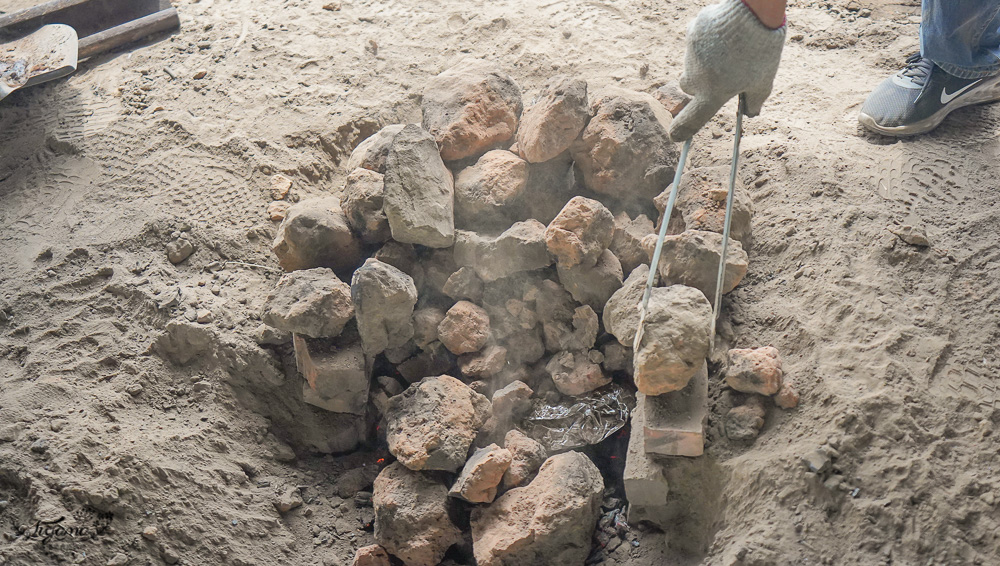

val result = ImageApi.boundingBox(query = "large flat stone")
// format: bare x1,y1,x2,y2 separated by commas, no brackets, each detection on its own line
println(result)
640,360,708,457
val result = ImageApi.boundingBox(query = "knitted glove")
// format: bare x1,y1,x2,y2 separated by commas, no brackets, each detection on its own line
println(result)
669,0,786,142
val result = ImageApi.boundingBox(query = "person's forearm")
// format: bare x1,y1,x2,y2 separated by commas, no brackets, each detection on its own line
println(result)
742,0,787,29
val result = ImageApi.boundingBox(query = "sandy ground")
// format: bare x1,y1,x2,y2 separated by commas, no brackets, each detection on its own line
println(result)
3,0,1000,564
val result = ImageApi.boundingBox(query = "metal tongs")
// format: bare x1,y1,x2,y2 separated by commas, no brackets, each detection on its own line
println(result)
634,94,747,354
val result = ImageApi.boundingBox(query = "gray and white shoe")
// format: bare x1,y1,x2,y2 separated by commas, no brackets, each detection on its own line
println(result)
859,54,1000,136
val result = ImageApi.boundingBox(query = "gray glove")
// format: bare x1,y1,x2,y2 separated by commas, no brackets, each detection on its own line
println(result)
669,0,786,142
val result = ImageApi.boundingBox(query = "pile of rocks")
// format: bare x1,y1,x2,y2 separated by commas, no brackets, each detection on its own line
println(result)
257,58,796,565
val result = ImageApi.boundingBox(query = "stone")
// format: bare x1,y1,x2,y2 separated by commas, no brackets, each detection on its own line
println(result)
642,230,748,304
272,197,363,274
412,307,446,349
386,375,491,471
269,174,292,200
351,258,418,356
726,346,783,395
274,487,303,513
442,266,484,302
556,248,623,312
141,526,157,540
437,301,491,355
602,264,649,347
477,380,533,445
725,395,767,441
267,200,291,221
397,342,456,383
545,196,615,269
262,268,353,338
254,323,290,345
293,334,370,415
341,168,391,244
545,351,611,396
383,124,455,248
449,444,512,503
417,248,458,296
374,240,418,275
459,344,507,378
491,380,533,422
516,76,590,163
501,430,547,489
570,87,679,209
657,165,753,248
107,553,129,566
653,80,692,117
535,283,599,353
373,462,462,566
348,124,406,174
502,327,546,366
625,400,669,521
453,220,552,282
421,59,523,161
471,452,603,566
775,379,800,409
454,150,529,229
610,212,655,276
166,238,194,264
601,341,632,374
633,285,712,395
196,309,214,324
889,223,930,247
640,361,708,457
352,544,392,566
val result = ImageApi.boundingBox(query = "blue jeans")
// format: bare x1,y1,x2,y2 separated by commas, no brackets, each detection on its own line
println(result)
922,0,1000,78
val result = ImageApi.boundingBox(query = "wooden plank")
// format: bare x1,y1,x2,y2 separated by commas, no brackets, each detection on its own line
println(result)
77,7,179,60
0,0,91,31
0,0,165,38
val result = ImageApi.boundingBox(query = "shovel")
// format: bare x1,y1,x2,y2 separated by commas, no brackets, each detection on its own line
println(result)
0,23,77,101
0,0,180,102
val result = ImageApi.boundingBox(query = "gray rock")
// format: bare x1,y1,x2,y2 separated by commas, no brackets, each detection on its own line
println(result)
348,124,406,174
449,444,512,503
472,452,603,566
412,307,446,349
602,264,649,347
570,87,679,213
455,150,529,229
386,375,491,471
341,168,391,244
501,429,547,489
545,351,610,396
556,248,623,312
272,197,363,274
610,212,654,276
294,334,371,415
373,462,463,566
442,266,483,302
351,258,418,356
545,196,615,269
262,268,353,338
166,238,194,264
633,285,712,395
657,165,753,248
383,124,455,248
516,76,590,163
725,395,767,441
453,220,552,282
421,59,523,162
642,230,748,305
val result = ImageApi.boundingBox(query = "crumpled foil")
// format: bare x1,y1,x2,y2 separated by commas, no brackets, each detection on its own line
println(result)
519,384,634,452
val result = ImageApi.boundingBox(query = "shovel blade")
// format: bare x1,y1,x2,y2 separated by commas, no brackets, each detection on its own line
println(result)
1,24,78,101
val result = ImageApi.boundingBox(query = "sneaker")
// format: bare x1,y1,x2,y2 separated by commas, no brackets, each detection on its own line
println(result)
859,54,1000,136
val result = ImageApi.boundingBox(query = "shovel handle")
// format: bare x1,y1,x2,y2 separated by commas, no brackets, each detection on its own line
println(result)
77,7,179,60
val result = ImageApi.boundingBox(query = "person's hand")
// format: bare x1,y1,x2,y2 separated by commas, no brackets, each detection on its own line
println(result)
669,0,786,142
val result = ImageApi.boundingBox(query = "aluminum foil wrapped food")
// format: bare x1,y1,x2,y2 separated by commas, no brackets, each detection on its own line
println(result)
519,384,634,452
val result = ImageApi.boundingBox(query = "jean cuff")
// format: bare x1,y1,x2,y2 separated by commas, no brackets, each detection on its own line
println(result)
933,59,1000,80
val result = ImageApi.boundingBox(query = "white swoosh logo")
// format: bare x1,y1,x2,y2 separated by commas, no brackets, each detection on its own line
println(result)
941,80,982,104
